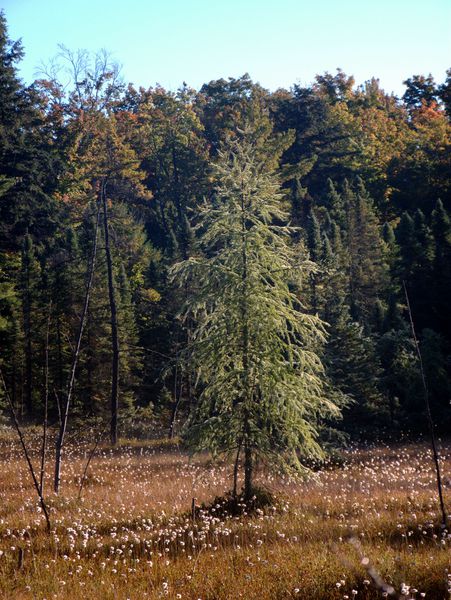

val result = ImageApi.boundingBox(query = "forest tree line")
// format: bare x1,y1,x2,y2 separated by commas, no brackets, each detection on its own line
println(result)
1,11,450,442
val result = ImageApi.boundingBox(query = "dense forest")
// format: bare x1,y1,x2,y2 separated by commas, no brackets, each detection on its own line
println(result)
1,8,450,457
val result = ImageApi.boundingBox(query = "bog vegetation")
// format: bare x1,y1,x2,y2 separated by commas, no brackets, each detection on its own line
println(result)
0,433,450,599
0,9,450,599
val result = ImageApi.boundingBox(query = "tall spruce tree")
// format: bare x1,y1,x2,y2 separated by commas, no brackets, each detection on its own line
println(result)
306,212,322,312
0,12,59,252
49,226,83,414
325,301,385,429
172,127,340,499
344,178,387,324
431,199,451,340
20,233,41,415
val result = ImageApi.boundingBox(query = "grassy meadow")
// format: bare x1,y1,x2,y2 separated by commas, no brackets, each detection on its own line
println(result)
0,430,450,599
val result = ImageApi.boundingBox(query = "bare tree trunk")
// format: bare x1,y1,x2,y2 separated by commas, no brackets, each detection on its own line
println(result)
101,181,120,446
54,197,102,494
403,281,447,527
0,368,51,532
39,304,51,495
54,389,62,428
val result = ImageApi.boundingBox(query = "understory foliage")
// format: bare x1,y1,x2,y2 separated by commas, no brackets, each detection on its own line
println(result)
0,435,450,600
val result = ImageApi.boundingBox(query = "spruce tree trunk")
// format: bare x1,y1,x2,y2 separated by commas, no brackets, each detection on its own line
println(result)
56,316,64,401
22,246,33,415
102,182,120,446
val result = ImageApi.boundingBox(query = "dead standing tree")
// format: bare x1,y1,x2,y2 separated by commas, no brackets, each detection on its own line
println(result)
35,46,146,484
403,281,447,527
53,195,102,493
0,367,51,532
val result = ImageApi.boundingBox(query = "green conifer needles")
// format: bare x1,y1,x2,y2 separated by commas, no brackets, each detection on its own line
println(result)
172,129,340,495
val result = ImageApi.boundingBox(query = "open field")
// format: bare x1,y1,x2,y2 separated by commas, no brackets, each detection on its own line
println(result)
0,430,450,599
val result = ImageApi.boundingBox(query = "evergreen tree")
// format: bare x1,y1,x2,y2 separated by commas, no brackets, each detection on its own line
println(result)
325,300,385,429
322,221,348,325
402,74,439,110
395,211,417,281
291,177,311,227
46,225,84,416
438,68,451,118
420,328,451,427
307,212,322,262
20,234,41,415
306,212,322,312
410,209,434,328
383,293,404,332
377,328,421,426
396,209,435,333
173,127,340,498
334,178,388,325
0,12,60,251
0,246,22,413
381,221,399,280
382,221,396,246
431,200,451,340
117,262,141,411
326,179,346,231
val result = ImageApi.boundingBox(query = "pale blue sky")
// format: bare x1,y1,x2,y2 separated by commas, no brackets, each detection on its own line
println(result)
3,0,451,96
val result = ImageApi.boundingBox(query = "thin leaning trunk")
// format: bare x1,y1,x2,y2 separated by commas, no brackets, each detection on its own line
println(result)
0,368,51,532
54,196,102,494
102,181,120,446
85,307,94,414
403,281,447,527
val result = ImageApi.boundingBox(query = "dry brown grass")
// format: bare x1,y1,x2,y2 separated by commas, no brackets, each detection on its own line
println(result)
0,428,450,599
